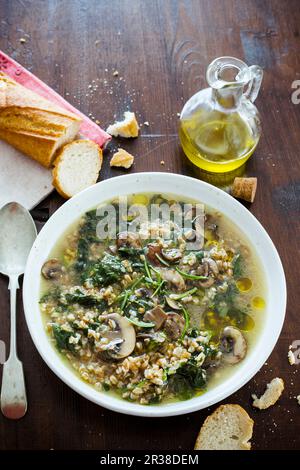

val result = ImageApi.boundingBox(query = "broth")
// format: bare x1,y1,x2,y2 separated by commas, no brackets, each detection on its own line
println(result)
40,193,266,405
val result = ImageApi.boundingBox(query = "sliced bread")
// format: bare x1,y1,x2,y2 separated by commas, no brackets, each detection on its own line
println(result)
106,111,139,138
194,404,254,450
52,139,102,198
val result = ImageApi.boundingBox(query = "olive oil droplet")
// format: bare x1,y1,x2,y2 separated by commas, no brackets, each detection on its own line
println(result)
252,296,266,309
236,277,253,292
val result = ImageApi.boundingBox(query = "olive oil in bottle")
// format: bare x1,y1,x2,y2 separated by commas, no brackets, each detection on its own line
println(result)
179,57,263,173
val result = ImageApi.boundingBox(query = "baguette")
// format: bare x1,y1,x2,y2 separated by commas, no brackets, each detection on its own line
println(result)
52,139,102,198
0,72,82,167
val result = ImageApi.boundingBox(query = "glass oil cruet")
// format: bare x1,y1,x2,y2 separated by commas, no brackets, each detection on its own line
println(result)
179,57,263,173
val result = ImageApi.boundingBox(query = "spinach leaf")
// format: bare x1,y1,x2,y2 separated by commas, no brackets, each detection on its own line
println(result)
75,238,89,271
75,210,107,271
188,327,200,338
65,288,107,309
81,253,126,287
118,246,145,259
169,358,206,400
194,250,205,261
79,210,101,241
232,253,243,277
213,283,238,317
52,324,76,352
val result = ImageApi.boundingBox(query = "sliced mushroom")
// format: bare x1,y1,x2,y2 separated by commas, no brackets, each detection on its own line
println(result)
158,268,186,291
163,312,185,340
203,257,219,277
220,326,247,364
198,258,219,288
41,259,63,280
143,306,167,330
116,231,141,249
146,242,162,264
199,277,215,288
165,296,182,311
161,248,182,263
100,313,136,360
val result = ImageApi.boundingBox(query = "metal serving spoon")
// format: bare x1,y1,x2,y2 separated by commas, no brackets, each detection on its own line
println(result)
0,202,37,419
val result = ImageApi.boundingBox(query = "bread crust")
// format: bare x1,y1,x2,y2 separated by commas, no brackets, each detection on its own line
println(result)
0,72,82,167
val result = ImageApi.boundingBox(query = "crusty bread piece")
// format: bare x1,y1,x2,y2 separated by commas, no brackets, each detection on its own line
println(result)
0,73,81,167
252,377,284,410
52,140,102,198
110,148,134,169
106,111,139,138
194,404,254,450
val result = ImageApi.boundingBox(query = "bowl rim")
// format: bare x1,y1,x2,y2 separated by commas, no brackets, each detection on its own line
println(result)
23,172,287,417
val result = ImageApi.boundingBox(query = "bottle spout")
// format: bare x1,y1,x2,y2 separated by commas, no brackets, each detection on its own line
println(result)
206,56,263,107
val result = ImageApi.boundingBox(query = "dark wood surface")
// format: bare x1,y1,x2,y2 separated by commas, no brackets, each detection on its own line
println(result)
0,0,299,451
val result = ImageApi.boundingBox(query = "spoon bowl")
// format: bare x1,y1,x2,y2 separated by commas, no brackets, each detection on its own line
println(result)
0,203,37,276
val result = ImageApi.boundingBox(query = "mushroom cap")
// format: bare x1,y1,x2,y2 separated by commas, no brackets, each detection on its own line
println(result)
161,248,182,263
165,296,182,311
100,313,136,360
41,258,63,280
143,306,167,330
220,326,247,364
158,268,186,291
163,312,185,340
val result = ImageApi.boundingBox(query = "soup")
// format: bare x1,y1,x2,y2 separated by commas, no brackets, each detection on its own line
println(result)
40,193,266,405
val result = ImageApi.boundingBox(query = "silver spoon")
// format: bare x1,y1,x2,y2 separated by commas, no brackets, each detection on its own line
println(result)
0,202,37,419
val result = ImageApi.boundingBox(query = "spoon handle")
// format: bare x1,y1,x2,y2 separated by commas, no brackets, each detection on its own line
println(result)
0,275,27,419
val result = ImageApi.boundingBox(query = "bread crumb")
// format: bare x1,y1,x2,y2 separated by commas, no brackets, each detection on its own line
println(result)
110,148,134,169
288,350,296,365
297,395,300,406
144,121,149,126
113,70,119,77
160,160,165,166
252,377,284,410
95,119,100,125
95,40,100,45
19,38,26,44
106,111,139,138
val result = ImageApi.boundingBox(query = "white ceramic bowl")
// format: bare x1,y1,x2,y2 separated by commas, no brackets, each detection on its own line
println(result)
23,173,286,417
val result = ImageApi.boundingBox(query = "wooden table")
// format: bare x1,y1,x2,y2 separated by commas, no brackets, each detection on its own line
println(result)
0,0,299,451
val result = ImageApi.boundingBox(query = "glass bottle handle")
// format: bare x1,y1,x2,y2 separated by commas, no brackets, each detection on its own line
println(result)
244,65,263,103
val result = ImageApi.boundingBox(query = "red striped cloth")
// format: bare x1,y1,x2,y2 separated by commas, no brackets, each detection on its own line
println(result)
0,50,111,147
